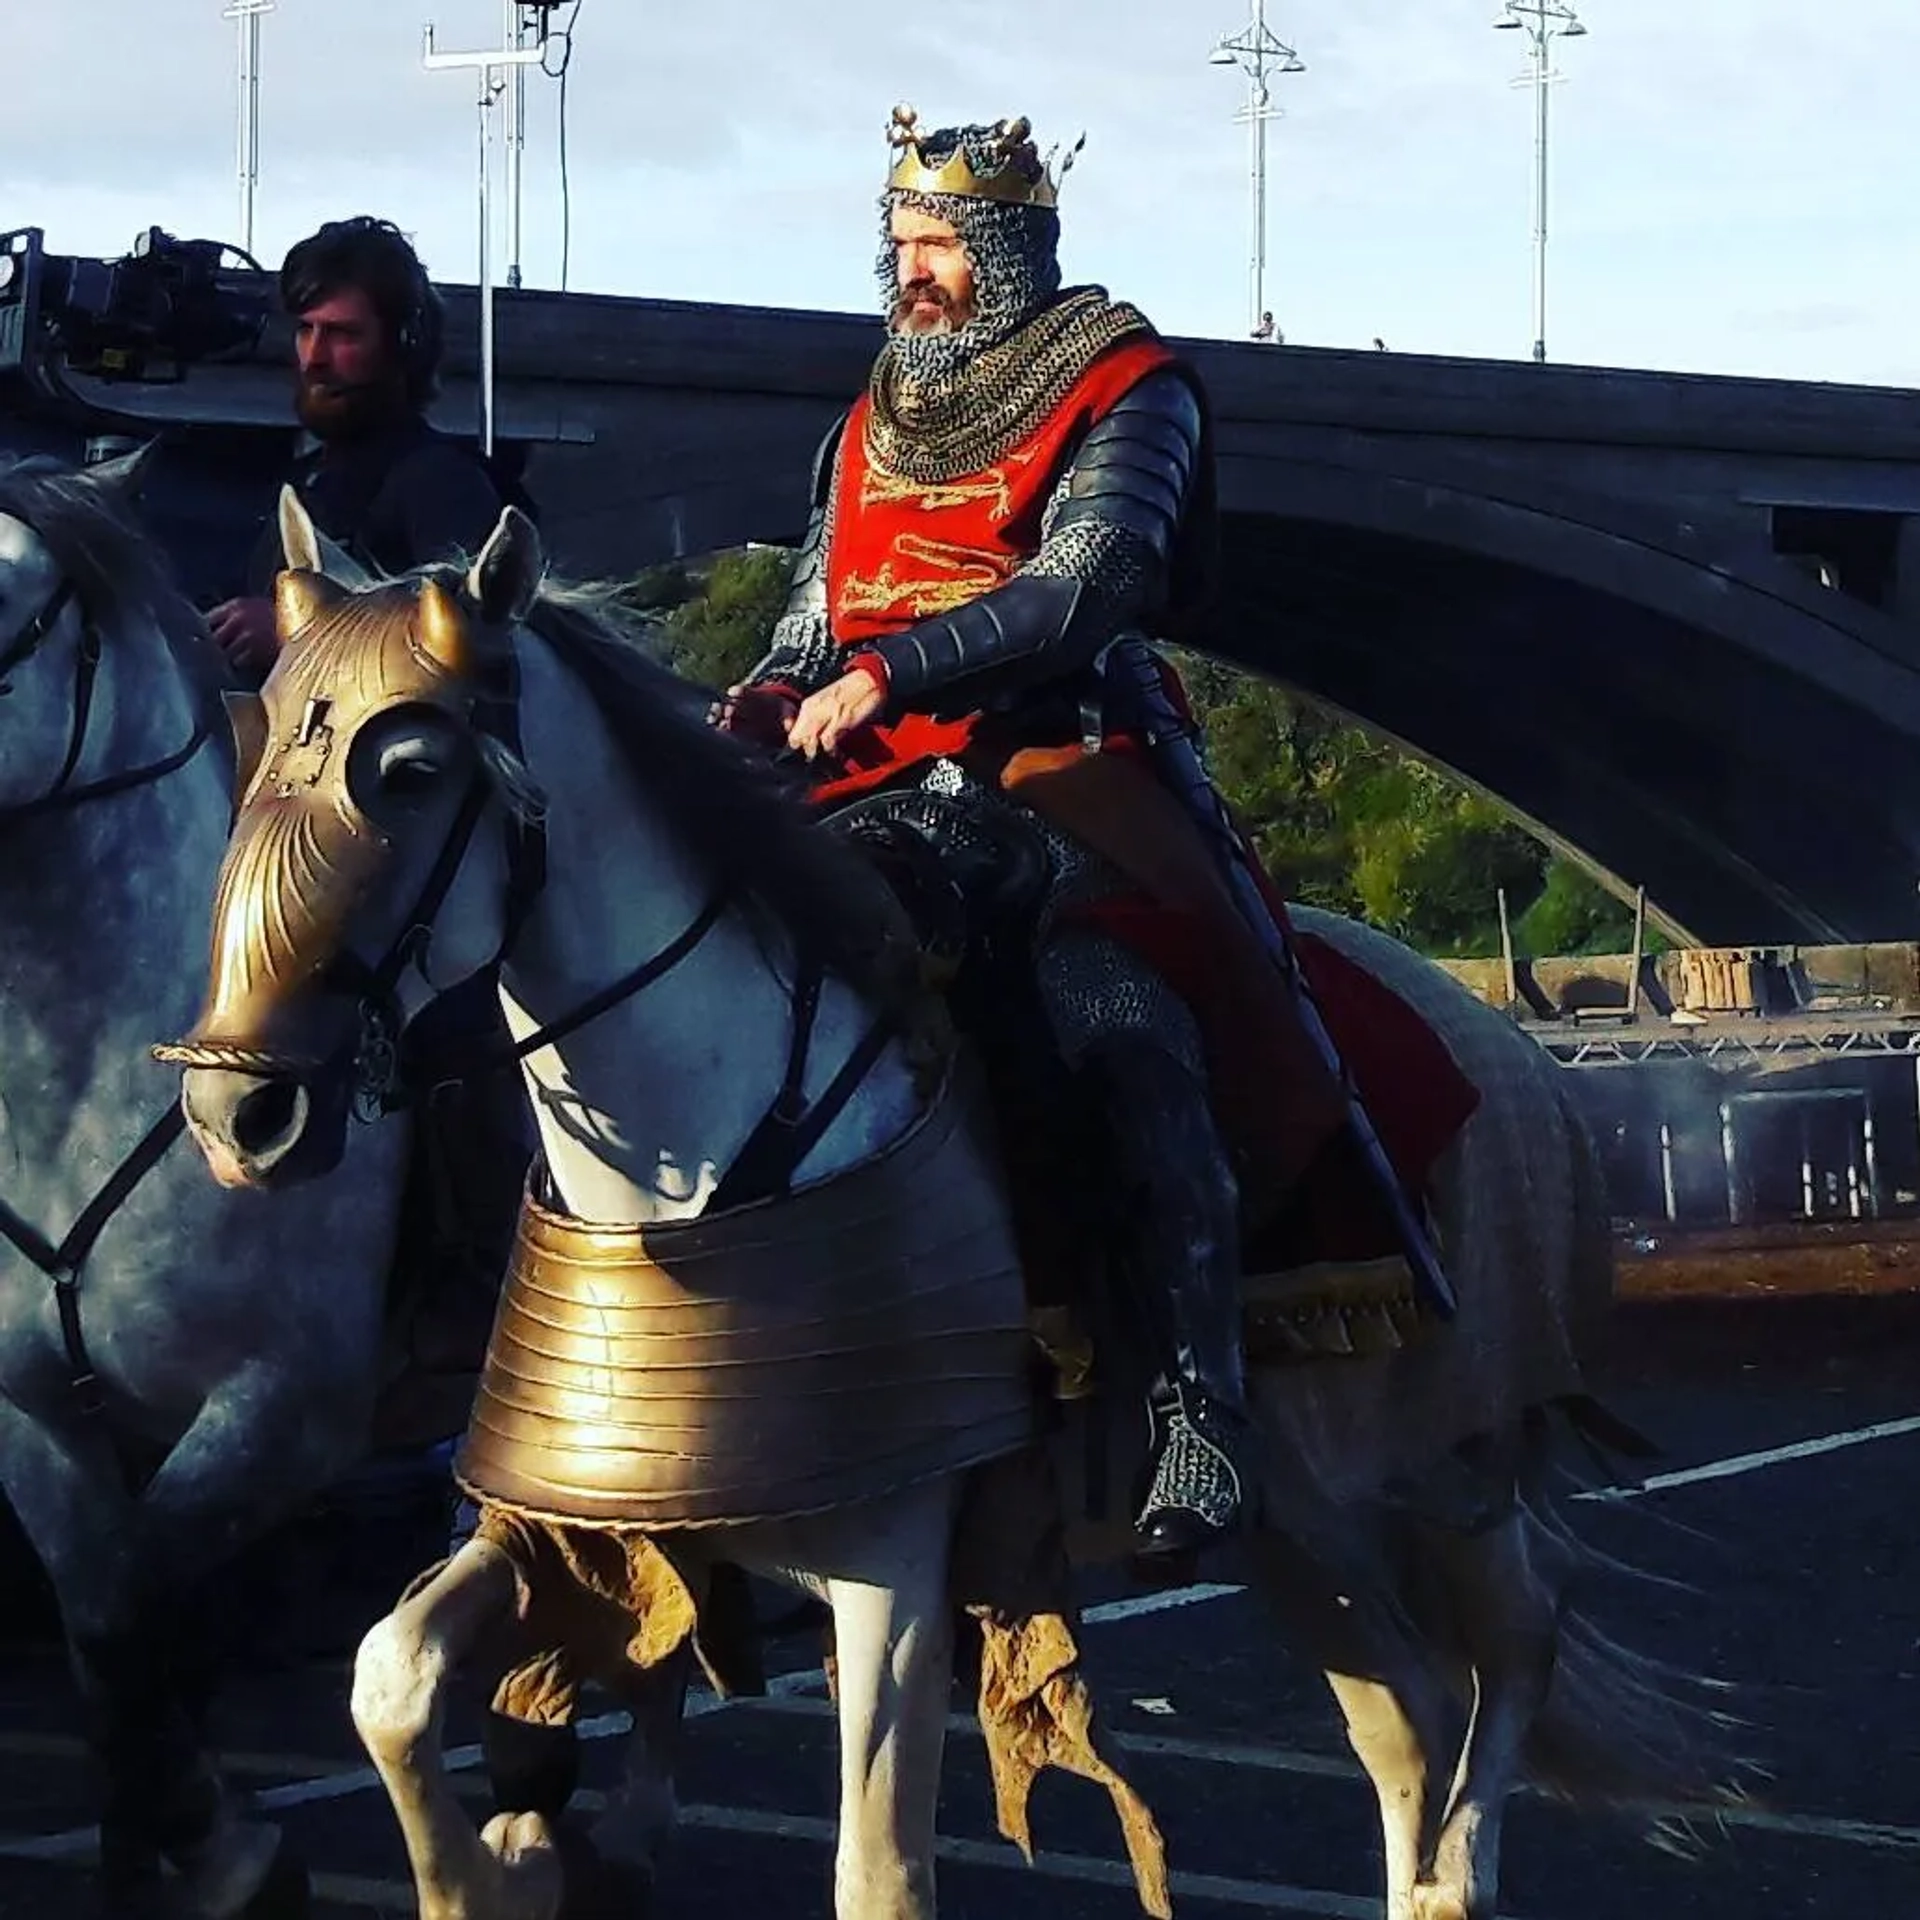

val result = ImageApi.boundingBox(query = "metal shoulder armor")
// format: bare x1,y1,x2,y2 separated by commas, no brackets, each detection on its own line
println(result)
1048,367,1204,562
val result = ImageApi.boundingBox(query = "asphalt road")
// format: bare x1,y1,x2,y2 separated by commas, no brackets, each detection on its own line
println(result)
2,1292,1916,1920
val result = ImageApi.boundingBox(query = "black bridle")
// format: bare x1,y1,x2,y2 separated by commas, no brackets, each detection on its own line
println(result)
0,565,213,1476
0,569,211,827
321,729,730,1122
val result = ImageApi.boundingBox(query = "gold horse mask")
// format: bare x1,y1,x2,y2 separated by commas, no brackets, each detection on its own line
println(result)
161,569,510,1083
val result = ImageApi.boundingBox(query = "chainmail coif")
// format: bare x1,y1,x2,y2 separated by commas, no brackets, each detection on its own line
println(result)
875,122,1064,387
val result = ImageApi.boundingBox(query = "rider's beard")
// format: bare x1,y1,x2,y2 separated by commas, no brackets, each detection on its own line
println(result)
294,369,408,444
885,278,992,392
890,279,968,337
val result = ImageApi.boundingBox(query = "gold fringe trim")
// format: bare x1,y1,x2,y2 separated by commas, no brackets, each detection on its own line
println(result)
1028,1256,1437,1396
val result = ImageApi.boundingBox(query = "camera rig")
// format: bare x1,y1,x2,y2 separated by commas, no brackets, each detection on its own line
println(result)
1,225,272,407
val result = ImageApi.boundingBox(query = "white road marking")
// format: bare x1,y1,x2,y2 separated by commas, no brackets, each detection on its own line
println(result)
746,1695,1920,1854
1083,1581,1248,1624
1579,1414,1920,1502
311,1805,1391,1917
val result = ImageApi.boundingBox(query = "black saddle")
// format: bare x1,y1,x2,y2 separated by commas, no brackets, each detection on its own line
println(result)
825,785,1102,1307
824,786,1051,1000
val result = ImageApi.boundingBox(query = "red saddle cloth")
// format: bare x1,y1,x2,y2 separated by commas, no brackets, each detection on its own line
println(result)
990,741,1480,1268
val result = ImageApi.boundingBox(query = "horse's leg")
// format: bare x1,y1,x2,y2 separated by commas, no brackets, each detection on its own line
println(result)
1327,1672,1449,1920
0,1410,219,1900
562,1644,694,1911
775,1479,958,1920
102,1361,375,1908
1416,1508,1562,1920
351,1535,564,1920
1242,1519,1456,1920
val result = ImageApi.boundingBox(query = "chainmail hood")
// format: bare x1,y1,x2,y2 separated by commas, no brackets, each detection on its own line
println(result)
876,122,1064,388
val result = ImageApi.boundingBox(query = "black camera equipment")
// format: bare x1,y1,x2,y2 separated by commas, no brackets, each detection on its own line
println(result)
1,226,270,390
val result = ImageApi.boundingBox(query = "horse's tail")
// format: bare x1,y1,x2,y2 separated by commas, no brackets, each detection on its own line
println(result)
1520,1102,1758,1833
1517,1403,1760,1839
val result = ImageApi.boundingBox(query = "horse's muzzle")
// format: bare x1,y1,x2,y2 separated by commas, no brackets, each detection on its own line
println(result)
175,1061,350,1189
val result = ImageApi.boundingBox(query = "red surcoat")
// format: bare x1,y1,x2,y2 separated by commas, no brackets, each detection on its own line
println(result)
813,334,1176,802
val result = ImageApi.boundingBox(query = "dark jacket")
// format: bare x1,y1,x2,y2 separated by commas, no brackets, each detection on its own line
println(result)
246,417,506,592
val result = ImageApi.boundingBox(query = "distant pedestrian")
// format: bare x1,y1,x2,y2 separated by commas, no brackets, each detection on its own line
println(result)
1251,309,1278,343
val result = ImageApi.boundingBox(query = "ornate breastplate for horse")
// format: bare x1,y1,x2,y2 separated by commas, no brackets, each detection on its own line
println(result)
455,1072,1035,1529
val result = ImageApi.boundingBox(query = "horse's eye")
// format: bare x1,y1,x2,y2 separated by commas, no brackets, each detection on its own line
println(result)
377,738,446,799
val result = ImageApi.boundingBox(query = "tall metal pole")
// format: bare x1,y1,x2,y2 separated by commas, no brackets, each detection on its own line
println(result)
224,0,275,256
423,21,546,458
1248,80,1269,334
503,0,527,290
1209,1,1304,339
477,72,495,455
1494,2,1586,364
1532,26,1550,362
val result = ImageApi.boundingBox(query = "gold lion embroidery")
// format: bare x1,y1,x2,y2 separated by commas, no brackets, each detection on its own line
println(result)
860,447,1040,523
839,533,1011,620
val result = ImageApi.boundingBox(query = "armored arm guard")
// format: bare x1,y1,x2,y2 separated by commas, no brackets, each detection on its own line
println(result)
866,369,1203,717
738,415,846,696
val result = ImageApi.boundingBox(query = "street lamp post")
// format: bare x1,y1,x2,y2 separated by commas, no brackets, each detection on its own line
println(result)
1493,1,1587,364
1208,3,1304,341
223,0,276,258
422,19,548,457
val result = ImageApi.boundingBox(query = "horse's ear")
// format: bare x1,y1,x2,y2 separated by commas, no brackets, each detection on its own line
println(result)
222,689,269,803
278,486,375,587
275,568,346,642
85,440,160,504
278,485,325,575
466,507,545,629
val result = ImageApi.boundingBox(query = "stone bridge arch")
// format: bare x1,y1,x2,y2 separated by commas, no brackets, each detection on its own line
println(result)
1203,447,1920,943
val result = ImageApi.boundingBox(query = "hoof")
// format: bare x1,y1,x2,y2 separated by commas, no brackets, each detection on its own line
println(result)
239,1836,312,1920
478,1810,567,1920
169,1817,287,1919
1410,1886,1470,1920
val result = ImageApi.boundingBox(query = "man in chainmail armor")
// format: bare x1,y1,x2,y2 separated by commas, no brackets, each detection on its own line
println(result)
721,108,1344,1562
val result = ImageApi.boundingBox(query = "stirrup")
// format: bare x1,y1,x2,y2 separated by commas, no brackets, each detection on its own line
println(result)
1134,1391,1244,1555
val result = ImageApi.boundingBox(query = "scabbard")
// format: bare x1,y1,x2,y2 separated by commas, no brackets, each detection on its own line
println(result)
1106,639,1459,1321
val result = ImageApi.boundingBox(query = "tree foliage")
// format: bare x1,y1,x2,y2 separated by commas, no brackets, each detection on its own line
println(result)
624,547,793,692
1169,650,1638,958
636,550,1639,960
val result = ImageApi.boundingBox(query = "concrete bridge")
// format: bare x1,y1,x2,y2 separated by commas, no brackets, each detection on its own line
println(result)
46,285,1920,946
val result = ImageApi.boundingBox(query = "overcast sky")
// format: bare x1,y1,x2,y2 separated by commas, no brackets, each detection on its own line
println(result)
12,0,1918,386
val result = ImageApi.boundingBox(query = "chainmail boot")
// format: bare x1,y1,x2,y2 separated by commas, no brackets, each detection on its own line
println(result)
1082,1033,1250,1560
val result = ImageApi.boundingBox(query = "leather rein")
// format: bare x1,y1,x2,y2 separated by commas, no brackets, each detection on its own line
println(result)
0,572,212,827
0,566,213,1472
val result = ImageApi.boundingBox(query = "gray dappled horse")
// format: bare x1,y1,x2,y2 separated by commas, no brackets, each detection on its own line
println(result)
168,495,1738,1920
0,452,417,1912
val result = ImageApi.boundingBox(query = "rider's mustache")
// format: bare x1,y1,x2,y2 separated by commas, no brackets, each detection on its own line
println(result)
892,279,959,327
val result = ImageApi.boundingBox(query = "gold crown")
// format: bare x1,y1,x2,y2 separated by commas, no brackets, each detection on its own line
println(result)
884,104,1083,210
